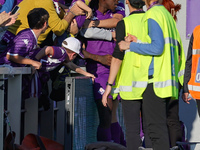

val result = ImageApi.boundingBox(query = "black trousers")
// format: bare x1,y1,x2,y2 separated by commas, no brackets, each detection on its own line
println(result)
142,83,170,150
167,99,183,147
95,99,112,128
121,100,142,150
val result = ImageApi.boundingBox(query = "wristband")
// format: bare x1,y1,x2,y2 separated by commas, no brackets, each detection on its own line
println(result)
69,10,76,16
106,82,113,86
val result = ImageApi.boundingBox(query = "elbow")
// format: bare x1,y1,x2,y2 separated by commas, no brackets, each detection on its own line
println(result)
152,43,164,55
157,47,164,55
54,30,66,36
6,54,13,61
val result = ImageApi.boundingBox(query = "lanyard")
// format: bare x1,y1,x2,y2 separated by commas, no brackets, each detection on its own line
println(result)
147,1,159,10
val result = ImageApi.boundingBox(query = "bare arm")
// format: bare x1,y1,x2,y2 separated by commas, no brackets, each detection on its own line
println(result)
76,0,92,19
35,46,54,60
93,13,123,28
63,3,85,25
6,54,41,69
102,57,122,107
63,61,95,79
82,49,112,66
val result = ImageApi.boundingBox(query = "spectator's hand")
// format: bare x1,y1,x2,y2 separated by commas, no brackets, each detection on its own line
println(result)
70,3,85,16
67,19,79,35
86,9,93,19
125,33,137,42
32,61,42,70
182,92,192,104
0,11,10,25
98,55,112,66
1,12,19,27
118,40,131,51
5,12,19,26
85,72,95,82
102,86,112,107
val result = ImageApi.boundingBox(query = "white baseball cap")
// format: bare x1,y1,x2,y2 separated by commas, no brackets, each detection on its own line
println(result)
62,37,84,58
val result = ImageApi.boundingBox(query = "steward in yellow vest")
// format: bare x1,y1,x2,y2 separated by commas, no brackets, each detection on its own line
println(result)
116,0,185,149
101,0,145,149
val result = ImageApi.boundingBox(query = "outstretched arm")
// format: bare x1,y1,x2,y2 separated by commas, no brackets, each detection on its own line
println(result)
82,49,112,66
6,54,41,69
63,61,95,79
80,27,115,41
94,13,124,28
84,13,124,29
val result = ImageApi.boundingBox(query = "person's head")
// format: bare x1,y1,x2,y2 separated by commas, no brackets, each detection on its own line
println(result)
62,37,83,61
126,0,145,9
162,0,181,21
27,8,49,32
143,0,163,8
99,0,118,12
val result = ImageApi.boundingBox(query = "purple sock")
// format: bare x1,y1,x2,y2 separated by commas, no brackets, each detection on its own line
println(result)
111,122,121,144
97,126,112,142
111,122,126,147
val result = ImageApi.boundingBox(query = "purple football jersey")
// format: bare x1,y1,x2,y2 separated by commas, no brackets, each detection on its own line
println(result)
86,2,125,74
1,28,37,67
31,46,68,72
0,0,5,5
68,0,87,29
85,2,125,99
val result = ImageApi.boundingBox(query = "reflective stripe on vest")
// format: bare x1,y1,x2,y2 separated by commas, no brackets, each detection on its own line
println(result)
178,69,185,78
188,85,200,92
154,79,178,89
165,37,179,46
192,49,200,55
112,79,178,93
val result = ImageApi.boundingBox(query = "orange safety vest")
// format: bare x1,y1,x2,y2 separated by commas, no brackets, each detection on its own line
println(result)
188,25,200,99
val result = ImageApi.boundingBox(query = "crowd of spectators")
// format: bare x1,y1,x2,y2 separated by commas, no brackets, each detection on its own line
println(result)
0,0,199,150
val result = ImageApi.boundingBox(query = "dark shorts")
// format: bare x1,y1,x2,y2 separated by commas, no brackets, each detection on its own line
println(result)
93,72,112,100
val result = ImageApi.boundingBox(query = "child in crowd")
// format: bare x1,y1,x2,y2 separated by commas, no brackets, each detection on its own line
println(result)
32,37,95,80
50,0,94,101
30,37,95,100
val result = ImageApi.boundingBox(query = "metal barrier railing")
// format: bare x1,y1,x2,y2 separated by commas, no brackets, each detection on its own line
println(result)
0,66,85,150
0,67,31,150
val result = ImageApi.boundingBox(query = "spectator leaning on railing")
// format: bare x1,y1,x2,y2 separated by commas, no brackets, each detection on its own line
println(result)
0,8,49,100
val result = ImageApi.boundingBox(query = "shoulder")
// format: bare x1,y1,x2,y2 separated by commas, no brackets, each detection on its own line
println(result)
15,29,35,42
12,29,36,48
116,2,125,11
51,46,67,58
113,2,125,17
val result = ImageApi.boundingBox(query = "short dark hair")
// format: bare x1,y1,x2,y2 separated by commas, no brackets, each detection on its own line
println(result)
27,8,49,29
129,0,145,9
